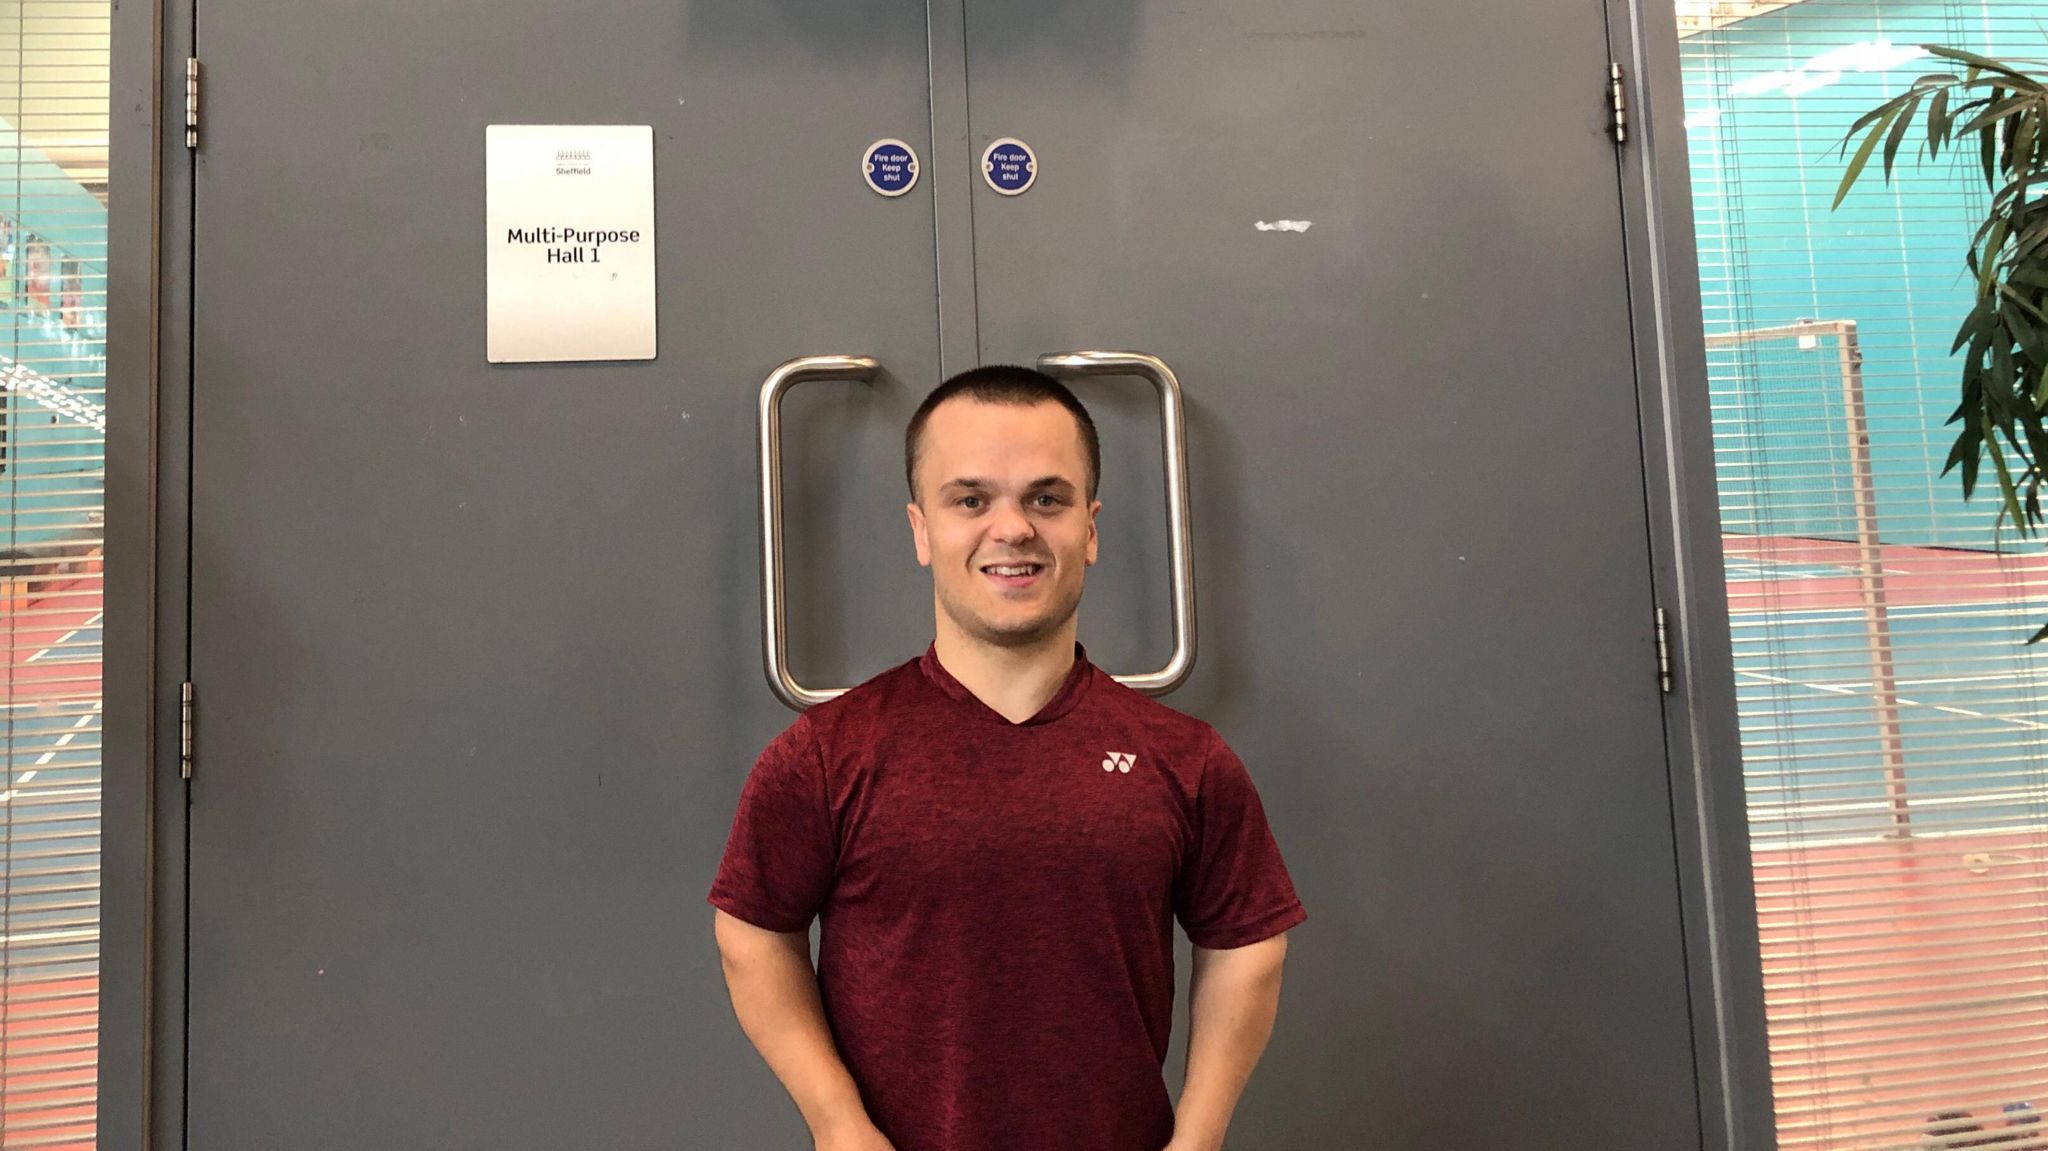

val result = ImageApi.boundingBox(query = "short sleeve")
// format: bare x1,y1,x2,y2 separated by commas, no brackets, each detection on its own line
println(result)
707,717,837,933
1174,735,1307,950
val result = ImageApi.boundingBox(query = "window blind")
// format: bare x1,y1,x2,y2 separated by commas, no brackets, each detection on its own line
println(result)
0,2,108,1149
1679,1,2048,1146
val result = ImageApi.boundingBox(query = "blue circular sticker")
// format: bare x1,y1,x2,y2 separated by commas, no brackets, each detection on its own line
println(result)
862,138,919,197
981,137,1037,196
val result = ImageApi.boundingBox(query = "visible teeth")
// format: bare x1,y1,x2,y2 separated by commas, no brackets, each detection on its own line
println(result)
987,565,1037,576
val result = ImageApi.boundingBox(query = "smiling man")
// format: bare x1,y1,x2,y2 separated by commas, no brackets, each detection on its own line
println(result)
709,366,1305,1151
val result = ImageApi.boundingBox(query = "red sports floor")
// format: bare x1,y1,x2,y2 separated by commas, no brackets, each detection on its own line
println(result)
3,571,102,1151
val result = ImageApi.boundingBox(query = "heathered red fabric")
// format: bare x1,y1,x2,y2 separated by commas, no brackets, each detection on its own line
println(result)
708,643,1306,1151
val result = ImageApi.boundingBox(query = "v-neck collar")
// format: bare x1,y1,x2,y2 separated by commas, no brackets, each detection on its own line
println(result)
918,641,1096,727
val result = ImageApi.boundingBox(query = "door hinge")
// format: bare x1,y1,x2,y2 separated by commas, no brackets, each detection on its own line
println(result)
1608,61,1628,147
181,681,195,779
1655,607,1673,694
185,58,200,150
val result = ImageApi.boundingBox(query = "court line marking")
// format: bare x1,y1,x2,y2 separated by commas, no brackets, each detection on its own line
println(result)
1730,605,2048,623
1766,670,2048,692
2,699,101,802
0,783,97,803
24,610,103,664
0,926,96,947
0,592,111,803
1737,669,2048,732
1887,672,2039,688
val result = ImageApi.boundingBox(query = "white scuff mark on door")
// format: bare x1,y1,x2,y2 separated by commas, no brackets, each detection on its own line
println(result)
1255,219,1313,233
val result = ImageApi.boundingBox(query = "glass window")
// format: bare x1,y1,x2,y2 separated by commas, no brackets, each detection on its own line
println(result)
0,1,108,1146
1678,1,2048,1145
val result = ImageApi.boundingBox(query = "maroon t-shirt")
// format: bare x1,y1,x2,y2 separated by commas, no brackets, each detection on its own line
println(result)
708,644,1306,1151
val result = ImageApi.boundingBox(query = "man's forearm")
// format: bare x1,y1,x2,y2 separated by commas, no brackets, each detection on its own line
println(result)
713,913,873,1140
1170,935,1290,1151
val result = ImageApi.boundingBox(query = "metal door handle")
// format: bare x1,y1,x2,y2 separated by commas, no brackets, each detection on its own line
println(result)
759,354,879,711
1036,351,1197,696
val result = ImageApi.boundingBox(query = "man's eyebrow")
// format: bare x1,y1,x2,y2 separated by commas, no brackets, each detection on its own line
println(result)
938,476,1078,493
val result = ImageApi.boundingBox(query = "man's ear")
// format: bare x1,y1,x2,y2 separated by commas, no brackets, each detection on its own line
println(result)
907,500,933,567
1085,498,1101,566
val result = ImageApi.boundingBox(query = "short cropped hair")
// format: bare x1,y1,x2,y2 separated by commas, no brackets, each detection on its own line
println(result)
904,365,1101,503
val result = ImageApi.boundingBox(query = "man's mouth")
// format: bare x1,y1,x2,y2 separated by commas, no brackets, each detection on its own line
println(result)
980,562,1045,588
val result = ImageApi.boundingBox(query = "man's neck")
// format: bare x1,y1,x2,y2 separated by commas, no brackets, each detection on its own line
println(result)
932,618,1079,725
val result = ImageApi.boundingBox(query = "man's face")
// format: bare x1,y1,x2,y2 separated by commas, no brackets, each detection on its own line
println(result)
907,398,1100,649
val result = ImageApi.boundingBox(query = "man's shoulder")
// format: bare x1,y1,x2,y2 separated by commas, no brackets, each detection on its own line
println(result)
1086,669,1228,752
790,653,931,735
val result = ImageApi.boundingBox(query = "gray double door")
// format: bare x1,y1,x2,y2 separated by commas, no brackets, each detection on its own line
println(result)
186,2,1701,1147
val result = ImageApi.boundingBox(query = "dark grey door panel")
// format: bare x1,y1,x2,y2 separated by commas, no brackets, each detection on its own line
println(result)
964,3,1702,1145
187,4,938,1146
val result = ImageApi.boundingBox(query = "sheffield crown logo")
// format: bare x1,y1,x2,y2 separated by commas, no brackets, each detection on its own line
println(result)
1102,752,1136,773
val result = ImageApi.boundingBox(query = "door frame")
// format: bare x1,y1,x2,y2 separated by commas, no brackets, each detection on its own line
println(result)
100,0,189,1139
1608,0,1777,1146
99,0,1775,1147
99,0,185,1141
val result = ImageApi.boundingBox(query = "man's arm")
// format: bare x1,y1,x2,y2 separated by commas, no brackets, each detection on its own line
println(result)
1167,933,1291,1151
712,909,894,1150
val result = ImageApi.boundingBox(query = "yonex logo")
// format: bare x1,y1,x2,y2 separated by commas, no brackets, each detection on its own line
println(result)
1102,751,1137,773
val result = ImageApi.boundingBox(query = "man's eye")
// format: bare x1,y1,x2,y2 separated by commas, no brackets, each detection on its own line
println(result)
1033,494,1061,508
958,496,982,509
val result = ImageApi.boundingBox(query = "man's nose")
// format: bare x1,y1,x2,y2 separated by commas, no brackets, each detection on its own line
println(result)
989,502,1036,544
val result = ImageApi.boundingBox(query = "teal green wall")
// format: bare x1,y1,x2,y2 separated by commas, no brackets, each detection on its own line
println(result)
1683,0,2018,549
0,122,108,554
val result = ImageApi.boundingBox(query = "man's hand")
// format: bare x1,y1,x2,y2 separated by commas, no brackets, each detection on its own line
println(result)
816,1119,896,1151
